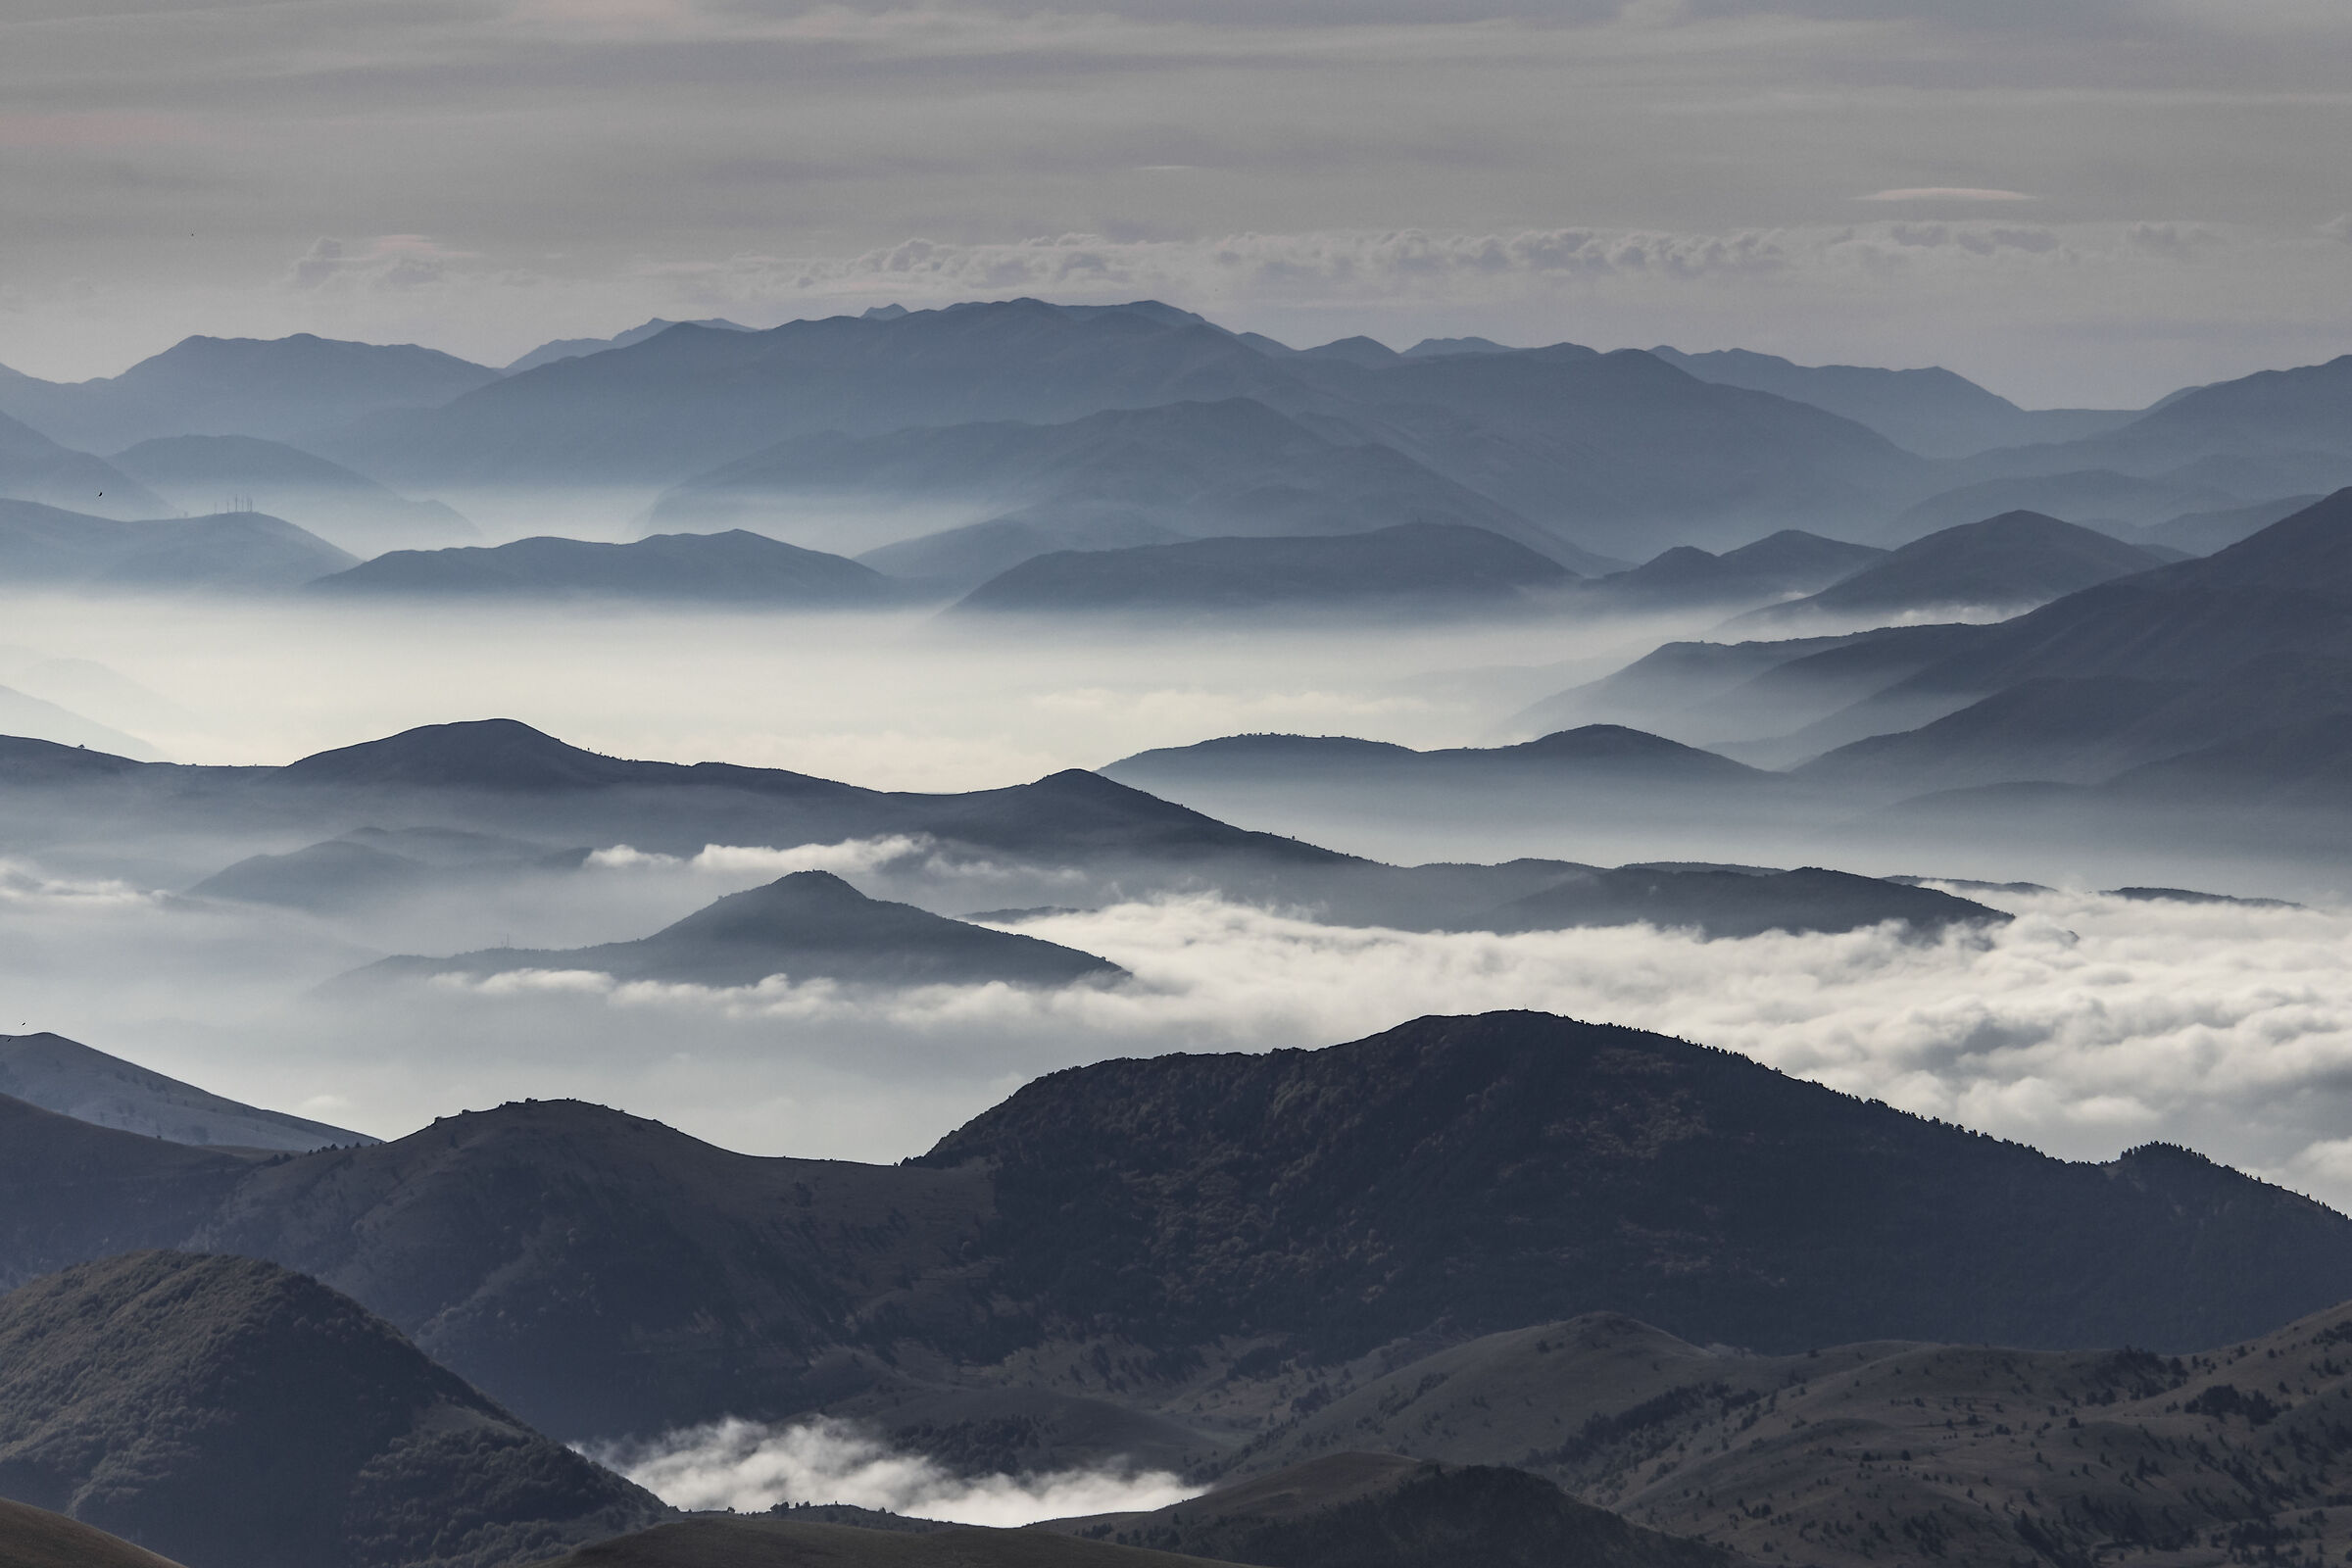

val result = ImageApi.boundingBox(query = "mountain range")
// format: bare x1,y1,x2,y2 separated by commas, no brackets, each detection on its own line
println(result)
0,716,2004,946
308,530,895,605
641,396,1614,573
1503,489,2352,824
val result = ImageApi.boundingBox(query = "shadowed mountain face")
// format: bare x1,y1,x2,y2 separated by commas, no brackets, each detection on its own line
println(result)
358,869,1129,989
5,1012,2351,1447
1056,1453,1743,1568
307,530,894,605
0,1250,664,1568
0,1033,370,1152
1743,490,2352,800
0,334,500,454
1723,511,2169,631
953,523,1577,615
0,411,168,520
0,499,358,592
1647,346,2134,459
109,434,477,555
1231,1299,2352,1568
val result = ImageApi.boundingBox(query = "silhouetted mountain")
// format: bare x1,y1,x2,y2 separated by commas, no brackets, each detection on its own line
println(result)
504,318,756,375
360,868,1127,989
0,334,499,453
1055,1453,1743,1568
110,434,477,554
1648,346,2134,459
0,1497,184,1568
0,1033,369,1152
1724,512,2167,631
308,531,893,605
188,1097,1003,1437
1893,468,2234,537
0,1250,664,1568
0,499,358,591
643,397,1600,569
1105,725,1762,792
0,410,167,520
7,1013,2352,1448
1588,530,1885,610
954,523,1576,615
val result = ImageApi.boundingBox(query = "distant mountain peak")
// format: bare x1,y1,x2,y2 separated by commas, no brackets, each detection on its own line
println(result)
280,717,655,790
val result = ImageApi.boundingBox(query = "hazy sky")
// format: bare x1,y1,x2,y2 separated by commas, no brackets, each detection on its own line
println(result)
3,0,2350,403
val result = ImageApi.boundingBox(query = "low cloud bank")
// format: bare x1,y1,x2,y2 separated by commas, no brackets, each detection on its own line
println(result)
419,887,2352,1200
589,1416,1197,1526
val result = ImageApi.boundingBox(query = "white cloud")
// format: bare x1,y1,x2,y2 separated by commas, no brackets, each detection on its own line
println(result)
586,835,940,877
589,1416,1198,1525
0,858,160,908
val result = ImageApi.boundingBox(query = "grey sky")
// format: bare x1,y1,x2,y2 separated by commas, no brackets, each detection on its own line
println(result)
2,0,2348,403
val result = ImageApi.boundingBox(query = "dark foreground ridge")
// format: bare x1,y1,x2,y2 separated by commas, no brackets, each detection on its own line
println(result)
0,1250,663,1568
2,1012,2347,1445
918,1012,2352,1362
